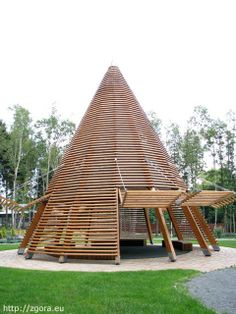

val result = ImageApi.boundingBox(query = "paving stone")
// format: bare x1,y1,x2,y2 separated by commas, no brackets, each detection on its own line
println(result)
0,245,235,272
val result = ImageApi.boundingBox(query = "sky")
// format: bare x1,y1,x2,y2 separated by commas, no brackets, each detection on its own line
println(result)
0,0,236,128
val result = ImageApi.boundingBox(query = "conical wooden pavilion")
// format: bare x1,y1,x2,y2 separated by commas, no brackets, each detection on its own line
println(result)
18,66,236,263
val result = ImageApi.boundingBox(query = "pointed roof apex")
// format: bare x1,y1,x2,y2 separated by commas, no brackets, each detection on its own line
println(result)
108,65,119,69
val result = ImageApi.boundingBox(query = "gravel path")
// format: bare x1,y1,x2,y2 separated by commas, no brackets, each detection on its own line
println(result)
187,267,236,314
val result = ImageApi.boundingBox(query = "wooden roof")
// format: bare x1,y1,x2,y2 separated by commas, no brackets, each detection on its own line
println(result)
121,190,184,208
22,66,188,260
181,190,236,208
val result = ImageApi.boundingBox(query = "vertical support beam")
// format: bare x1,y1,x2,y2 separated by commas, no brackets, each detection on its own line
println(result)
59,255,67,263
155,208,176,262
182,206,211,256
115,188,120,265
167,207,184,241
191,206,220,251
18,202,46,255
144,208,153,244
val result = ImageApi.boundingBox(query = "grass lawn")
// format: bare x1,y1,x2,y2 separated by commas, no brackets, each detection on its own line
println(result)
153,237,236,248
0,268,215,314
218,239,236,248
0,243,19,251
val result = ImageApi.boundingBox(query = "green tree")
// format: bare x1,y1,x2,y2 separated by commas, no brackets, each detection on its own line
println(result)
147,111,162,135
181,129,204,190
7,105,37,227
165,123,182,172
35,108,75,194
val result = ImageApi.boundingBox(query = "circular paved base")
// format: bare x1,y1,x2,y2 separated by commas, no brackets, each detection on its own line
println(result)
0,245,235,272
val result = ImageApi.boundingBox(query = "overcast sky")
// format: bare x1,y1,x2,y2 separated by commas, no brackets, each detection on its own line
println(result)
0,0,236,128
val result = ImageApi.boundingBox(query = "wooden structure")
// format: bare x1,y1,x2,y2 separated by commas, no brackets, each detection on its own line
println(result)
16,66,236,263
0,196,23,212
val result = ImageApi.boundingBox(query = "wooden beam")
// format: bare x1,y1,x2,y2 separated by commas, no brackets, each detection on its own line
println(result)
191,206,220,251
181,206,211,256
18,202,46,255
155,208,176,262
115,188,120,265
144,208,153,244
167,207,184,241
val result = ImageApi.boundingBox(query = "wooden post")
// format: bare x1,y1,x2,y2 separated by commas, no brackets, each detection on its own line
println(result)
182,206,211,256
144,208,153,244
167,207,184,241
191,206,220,251
155,208,176,262
59,255,67,263
18,202,46,255
115,188,121,265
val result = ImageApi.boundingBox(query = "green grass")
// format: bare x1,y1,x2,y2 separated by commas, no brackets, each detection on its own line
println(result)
153,237,236,248
218,239,236,248
0,243,19,251
0,268,215,314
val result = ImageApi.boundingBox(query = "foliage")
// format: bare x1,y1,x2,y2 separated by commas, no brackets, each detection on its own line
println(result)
34,107,75,194
0,268,215,314
0,104,235,232
0,106,75,228
0,226,7,239
213,227,223,238
147,111,162,135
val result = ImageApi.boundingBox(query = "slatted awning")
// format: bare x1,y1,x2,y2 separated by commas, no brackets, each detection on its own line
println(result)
121,190,184,208
181,191,236,208
0,196,22,211
120,190,236,209
19,193,51,211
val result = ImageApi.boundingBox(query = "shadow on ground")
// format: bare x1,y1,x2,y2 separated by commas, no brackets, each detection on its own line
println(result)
121,245,187,259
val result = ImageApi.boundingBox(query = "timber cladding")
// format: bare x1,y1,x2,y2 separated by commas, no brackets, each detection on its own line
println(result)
18,66,235,263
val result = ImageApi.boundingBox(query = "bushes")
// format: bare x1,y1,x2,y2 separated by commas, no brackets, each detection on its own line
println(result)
0,227,18,240
0,226,7,239
213,227,223,238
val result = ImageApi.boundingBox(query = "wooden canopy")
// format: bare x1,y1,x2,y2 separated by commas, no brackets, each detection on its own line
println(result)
17,66,235,263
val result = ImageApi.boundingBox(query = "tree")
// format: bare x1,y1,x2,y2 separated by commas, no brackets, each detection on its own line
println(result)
0,120,12,196
7,105,37,227
147,111,162,135
181,129,204,190
35,108,75,194
165,123,182,172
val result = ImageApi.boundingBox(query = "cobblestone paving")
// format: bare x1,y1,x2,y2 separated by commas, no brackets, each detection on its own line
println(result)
0,245,235,272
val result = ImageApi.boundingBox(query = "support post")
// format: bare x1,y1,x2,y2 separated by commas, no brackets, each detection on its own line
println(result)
115,188,121,265
59,255,67,263
25,252,34,259
167,207,184,241
182,206,211,256
18,202,47,255
155,208,176,262
191,206,220,251
144,208,153,244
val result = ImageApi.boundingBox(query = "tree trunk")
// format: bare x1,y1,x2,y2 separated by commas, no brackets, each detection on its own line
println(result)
46,145,52,190
224,209,227,233
214,208,218,229
233,211,236,234
17,212,24,229
12,134,23,228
